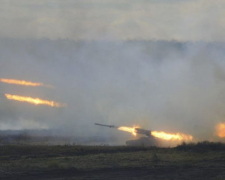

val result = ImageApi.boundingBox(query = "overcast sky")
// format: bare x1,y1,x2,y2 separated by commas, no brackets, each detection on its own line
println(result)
0,0,225,41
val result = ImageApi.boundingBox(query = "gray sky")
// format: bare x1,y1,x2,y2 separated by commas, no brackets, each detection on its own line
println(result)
0,0,225,41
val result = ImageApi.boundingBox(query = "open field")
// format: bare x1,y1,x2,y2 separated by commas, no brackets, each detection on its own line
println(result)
1,142,225,180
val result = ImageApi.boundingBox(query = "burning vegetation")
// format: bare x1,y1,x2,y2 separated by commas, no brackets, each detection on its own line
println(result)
216,123,225,138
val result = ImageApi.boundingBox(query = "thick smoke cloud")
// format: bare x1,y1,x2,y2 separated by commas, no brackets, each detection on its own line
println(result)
1,0,225,42
0,39,225,142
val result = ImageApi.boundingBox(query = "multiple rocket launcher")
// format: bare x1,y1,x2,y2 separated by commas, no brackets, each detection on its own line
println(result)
1,78,194,141
95,123,194,142
95,123,151,137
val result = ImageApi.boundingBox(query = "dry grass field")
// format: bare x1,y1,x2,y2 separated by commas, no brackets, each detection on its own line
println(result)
1,142,225,179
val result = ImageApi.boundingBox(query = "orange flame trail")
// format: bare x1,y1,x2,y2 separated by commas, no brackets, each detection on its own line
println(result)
5,94,66,107
0,78,54,88
118,125,193,141
151,131,193,141
215,123,225,138
118,126,139,136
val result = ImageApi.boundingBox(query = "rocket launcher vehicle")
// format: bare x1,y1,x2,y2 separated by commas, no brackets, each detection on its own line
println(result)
95,123,151,137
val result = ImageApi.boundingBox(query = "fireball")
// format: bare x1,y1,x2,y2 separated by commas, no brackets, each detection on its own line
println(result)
216,123,225,138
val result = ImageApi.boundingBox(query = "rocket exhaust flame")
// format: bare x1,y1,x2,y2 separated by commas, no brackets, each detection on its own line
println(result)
0,78,54,88
216,123,225,138
96,123,193,142
118,126,139,136
118,125,193,141
151,131,193,141
5,94,67,107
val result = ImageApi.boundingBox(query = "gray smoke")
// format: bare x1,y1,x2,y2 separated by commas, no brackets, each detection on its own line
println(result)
0,39,225,143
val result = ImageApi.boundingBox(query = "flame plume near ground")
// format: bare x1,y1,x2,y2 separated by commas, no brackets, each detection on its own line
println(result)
0,78,54,88
216,123,225,138
151,131,193,141
118,125,193,141
5,94,67,108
